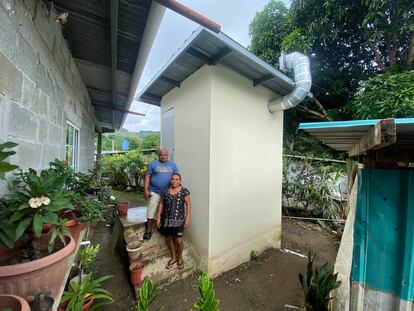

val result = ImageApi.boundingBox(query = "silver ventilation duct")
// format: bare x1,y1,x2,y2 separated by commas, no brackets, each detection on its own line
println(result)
268,52,312,113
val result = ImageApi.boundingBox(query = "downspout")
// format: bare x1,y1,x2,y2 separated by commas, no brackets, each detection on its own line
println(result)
268,52,312,113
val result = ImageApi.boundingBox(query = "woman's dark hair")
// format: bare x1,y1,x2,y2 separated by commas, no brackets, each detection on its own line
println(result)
171,173,181,179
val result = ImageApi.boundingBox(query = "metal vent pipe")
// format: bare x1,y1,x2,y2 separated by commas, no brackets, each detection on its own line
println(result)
268,52,312,112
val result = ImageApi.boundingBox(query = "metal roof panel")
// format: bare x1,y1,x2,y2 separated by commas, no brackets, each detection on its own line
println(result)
299,118,414,151
137,28,295,105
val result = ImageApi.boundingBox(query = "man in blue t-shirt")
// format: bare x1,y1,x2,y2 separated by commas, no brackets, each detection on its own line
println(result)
143,148,179,240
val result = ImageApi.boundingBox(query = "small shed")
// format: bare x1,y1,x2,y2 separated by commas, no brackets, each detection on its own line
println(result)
139,28,311,276
300,118,414,310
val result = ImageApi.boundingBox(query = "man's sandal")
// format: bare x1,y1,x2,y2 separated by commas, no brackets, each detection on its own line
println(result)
165,259,177,269
143,232,152,240
178,259,184,270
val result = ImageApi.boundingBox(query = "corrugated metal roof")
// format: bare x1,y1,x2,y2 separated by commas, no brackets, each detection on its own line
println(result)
299,118,414,151
138,27,295,105
53,0,153,131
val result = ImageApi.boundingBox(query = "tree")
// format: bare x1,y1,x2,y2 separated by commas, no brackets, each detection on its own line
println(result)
100,130,142,151
346,70,414,119
249,0,414,151
325,0,414,72
141,134,160,150
249,0,292,67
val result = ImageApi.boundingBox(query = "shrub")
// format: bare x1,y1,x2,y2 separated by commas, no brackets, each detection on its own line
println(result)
101,154,129,188
101,150,157,189
299,252,341,311
282,157,347,219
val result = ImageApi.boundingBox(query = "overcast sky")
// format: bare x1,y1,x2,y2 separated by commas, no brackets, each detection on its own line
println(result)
123,0,276,132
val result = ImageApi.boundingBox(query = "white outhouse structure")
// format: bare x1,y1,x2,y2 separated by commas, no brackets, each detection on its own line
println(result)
139,28,310,276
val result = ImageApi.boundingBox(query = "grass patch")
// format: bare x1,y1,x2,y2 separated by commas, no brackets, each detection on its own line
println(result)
111,189,147,206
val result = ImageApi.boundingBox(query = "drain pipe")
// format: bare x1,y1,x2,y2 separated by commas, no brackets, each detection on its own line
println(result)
268,52,312,113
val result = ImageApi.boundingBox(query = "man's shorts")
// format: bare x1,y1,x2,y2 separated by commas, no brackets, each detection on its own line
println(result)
147,192,161,219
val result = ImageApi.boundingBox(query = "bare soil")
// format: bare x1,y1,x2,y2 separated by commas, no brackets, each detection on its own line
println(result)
89,192,340,311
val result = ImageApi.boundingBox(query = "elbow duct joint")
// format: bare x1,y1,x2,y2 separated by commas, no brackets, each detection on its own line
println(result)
268,52,312,113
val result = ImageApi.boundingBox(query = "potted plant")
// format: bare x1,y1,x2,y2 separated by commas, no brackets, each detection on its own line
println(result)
299,252,341,311
116,201,128,217
0,294,30,311
0,142,19,253
0,161,76,299
59,274,113,311
27,288,54,311
71,244,100,285
129,261,145,285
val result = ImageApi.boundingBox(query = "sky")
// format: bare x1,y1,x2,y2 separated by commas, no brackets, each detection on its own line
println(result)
122,0,273,133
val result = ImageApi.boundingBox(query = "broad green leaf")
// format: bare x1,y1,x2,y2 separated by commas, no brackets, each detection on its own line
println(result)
15,218,31,240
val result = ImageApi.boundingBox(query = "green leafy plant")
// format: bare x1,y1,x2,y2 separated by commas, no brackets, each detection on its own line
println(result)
27,287,54,311
299,252,341,311
3,308,12,311
0,141,18,179
48,218,72,253
0,167,75,259
347,70,414,119
250,250,259,261
101,150,157,189
78,244,100,275
7,168,74,239
194,272,220,311
0,142,17,248
61,274,113,311
283,157,347,220
136,278,161,311
78,199,105,223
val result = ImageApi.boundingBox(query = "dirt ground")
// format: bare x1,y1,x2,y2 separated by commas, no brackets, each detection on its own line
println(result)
89,192,340,311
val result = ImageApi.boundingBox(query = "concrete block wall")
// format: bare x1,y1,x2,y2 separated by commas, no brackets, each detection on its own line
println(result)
0,0,96,194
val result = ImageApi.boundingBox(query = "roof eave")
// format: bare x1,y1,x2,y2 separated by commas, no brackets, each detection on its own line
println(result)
120,2,166,128
137,27,295,106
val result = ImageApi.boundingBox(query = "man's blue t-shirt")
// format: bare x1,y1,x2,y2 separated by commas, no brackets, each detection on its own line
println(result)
146,160,179,194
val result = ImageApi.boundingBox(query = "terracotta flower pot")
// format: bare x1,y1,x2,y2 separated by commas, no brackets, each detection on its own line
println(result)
58,298,94,311
0,236,76,300
129,261,145,285
0,294,31,311
117,202,129,217
58,209,81,219
64,219,86,244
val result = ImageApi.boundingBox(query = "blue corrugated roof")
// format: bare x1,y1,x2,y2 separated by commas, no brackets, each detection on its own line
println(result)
299,118,414,130
137,27,295,106
299,118,414,151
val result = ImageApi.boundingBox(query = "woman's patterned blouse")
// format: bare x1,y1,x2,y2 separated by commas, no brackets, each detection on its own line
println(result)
161,187,190,228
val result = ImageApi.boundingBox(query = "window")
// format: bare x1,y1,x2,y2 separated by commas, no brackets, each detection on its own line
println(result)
66,122,79,171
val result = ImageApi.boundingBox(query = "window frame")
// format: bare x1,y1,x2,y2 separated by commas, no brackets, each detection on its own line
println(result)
65,121,80,171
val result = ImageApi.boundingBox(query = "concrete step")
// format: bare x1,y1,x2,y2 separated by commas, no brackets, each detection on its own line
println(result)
128,229,197,298
133,247,197,297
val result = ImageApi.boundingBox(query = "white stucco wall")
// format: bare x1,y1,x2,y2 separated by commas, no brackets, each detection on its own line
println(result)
161,66,212,270
161,64,284,276
208,65,283,275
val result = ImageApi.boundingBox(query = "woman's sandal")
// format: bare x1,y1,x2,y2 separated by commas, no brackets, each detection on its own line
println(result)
165,259,177,270
178,259,184,270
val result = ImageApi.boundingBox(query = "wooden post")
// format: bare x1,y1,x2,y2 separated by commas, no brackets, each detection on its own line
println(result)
349,118,396,157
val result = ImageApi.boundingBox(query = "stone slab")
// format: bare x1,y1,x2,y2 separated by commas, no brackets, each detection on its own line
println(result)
120,207,147,227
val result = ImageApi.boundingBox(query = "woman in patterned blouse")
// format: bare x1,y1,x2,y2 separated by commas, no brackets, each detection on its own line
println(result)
156,173,192,269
